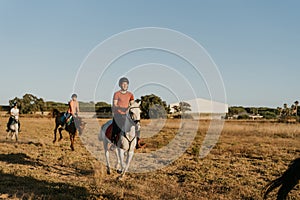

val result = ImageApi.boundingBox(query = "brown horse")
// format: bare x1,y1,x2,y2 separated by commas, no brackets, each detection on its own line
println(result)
262,157,300,200
52,109,85,151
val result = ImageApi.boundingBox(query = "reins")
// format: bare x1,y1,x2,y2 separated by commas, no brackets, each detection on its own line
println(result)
120,107,140,152
122,132,136,152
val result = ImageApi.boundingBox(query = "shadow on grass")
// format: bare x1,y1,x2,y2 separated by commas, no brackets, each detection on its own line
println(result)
0,171,91,199
0,153,38,166
0,152,94,176
0,153,95,199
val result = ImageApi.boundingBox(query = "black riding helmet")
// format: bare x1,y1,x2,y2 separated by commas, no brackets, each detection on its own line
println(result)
71,94,78,98
119,77,129,87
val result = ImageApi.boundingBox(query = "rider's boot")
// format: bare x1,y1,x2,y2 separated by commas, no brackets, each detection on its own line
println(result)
136,137,145,149
111,133,116,145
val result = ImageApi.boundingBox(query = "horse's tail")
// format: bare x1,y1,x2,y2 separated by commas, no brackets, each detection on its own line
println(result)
262,177,283,199
52,109,60,118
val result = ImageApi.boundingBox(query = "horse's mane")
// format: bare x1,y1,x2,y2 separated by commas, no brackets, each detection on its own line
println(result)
52,108,62,118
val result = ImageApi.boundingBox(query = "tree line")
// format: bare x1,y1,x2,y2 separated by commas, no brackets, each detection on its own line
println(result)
7,94,112,114
227,100,300,121
7,93,188,119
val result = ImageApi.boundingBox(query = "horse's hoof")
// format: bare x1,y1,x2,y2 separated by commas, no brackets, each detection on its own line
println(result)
53,140,56,143
59,137,62,141
70,146,75,151
117,169,122,174
107,169,111,175
117,175,124,181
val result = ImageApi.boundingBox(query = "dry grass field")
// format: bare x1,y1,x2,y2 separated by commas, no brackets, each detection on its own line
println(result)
0,117,299,200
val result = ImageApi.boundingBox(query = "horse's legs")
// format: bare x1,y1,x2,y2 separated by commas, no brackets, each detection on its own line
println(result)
103,140,111,174
14,131,18,142
115,147,122,174
11,125,16,140
6,130,10,140
69,133,75,151
15,124,18,142
58,128,63,141
117,148,126,174
53,124,58,143
121,151,134,178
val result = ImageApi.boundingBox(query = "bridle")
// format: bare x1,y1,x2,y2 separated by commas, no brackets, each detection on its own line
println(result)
122,106,141,151
128,106,141,124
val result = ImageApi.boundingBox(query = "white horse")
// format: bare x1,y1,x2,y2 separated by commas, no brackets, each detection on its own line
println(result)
99,101,141,178
6,116,19,141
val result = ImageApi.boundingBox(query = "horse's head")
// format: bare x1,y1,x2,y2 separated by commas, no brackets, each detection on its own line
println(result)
128,101,141,133
129,101,141,122
52,109,60,118
75,117,86,136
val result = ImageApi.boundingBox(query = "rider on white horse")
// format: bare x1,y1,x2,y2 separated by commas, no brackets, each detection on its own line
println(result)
100,101,142,177
112,77,143,148
6,102,20,132
6,102,20,141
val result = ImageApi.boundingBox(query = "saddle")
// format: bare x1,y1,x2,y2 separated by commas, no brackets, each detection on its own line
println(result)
105,124,119,143
61,113,73,125
7,116,19,132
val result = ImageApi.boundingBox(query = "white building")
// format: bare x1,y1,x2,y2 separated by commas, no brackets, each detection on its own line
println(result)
169,98,228,119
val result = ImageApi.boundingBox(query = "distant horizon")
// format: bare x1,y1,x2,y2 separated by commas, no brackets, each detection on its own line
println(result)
0,92,295,109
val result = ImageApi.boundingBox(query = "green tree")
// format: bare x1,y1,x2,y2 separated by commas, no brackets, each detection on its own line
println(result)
261,111,277,119
9,94,45,114
228,106,247,116
95,101,111,109
140,94,168,119
294,101,299,117
79,101,95,112
45,101,68,112
179,102,191,113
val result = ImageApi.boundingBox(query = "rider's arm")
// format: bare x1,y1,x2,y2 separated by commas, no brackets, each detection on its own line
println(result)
76,101,80,115
113,99,127,112
113,99,118,108
129,93,135,106
129,100,135,106
69,101,76,116
113,99,122,112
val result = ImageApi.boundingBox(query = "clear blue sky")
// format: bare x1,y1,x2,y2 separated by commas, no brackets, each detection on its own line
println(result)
0,0,299,107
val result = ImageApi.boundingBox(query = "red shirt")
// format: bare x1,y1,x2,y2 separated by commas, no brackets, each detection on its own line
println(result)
113,91,134,114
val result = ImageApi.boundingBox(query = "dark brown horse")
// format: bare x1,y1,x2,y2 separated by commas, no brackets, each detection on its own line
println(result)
262,157,300,200
52,109,85,151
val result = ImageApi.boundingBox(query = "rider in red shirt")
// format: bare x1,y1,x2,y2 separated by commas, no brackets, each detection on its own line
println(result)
111,77,134,144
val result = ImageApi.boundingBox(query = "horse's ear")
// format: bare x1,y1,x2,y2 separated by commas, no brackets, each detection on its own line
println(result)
137,101,141,106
